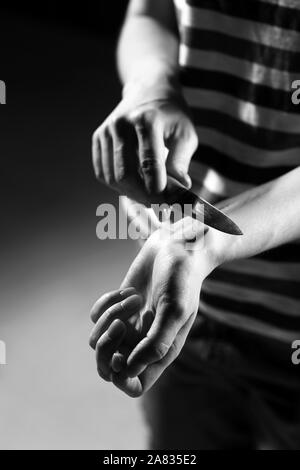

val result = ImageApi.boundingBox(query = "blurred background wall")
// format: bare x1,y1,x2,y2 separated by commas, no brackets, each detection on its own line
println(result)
0,1,148,449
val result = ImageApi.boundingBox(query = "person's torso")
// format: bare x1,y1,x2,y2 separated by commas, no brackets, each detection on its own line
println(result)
174,0,300,342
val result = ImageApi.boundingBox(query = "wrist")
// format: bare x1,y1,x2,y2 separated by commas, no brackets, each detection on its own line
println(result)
204,225,241,269
191,229,221,278
122,62,182,102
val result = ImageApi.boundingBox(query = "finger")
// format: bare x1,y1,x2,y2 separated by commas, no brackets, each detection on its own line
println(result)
111,369,143,398
140,313,196,393
111,313,195,398
111,352,126,373
111,118,147,202
90,287,136,324
95,319,126,381
92,131,103,180
166,129,198,189
89,294,142,349
133,113,166,195
111,309,154,373
99,127,115,186
111,118,133,185
126,299,185,377
120,251,151,295
114,317,143,358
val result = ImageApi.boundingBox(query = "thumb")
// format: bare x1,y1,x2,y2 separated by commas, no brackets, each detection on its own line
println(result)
166,130,198,189
120,248,151,297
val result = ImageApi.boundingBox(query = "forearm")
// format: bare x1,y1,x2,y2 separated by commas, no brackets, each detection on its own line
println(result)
117,0,180,97
208,167,300,266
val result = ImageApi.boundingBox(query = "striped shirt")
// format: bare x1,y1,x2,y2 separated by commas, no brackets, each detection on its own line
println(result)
174,0,300,342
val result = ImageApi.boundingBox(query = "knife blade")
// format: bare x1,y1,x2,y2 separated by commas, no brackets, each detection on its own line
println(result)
163,176,243,236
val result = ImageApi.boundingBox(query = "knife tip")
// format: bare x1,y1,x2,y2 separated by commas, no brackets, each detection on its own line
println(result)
227,225,243,236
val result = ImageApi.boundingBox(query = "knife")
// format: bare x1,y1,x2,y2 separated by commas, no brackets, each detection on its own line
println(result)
163,176,243,236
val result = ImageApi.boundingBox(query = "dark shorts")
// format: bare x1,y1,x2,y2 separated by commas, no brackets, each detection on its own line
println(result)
141,315,300,450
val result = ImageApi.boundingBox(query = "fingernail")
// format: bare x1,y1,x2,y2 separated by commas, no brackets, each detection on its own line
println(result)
107,319,125,339
112,352,126,373
120,294,142,312
119,287,136,298
182,174,192,189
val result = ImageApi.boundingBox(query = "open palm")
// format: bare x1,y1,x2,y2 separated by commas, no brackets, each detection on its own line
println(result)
90,222,216,396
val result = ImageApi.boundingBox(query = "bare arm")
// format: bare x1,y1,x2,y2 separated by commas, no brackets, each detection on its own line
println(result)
115,1,300,261
117,0,179,91
90,1,300,395
208,167,300,265
92,0,198,202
